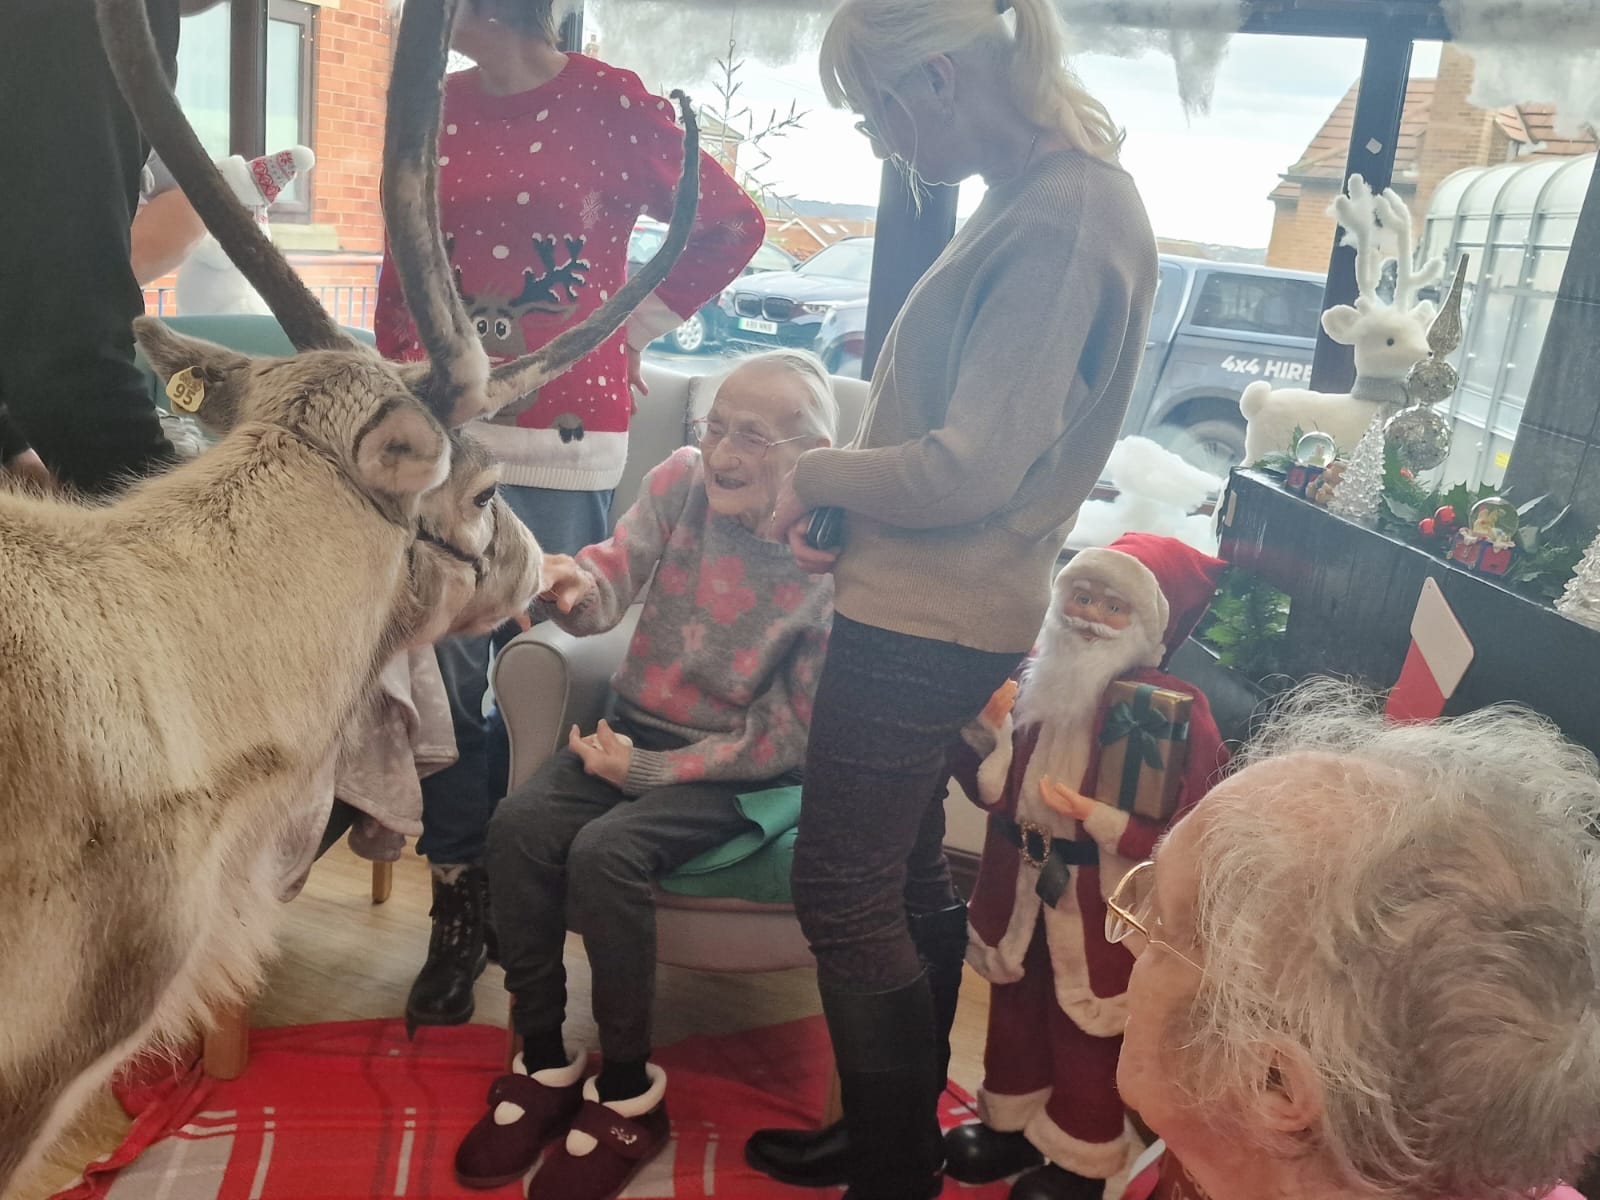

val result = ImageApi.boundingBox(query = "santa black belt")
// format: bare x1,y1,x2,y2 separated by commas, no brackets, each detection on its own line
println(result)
992,814,1099,908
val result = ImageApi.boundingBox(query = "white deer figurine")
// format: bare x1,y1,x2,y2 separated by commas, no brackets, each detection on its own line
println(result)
1240,174,1444,464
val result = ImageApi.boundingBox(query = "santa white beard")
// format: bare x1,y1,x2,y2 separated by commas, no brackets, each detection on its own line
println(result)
1014,614,1158,736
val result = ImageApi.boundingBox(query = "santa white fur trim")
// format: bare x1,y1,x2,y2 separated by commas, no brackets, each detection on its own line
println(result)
1024,1111,1142,1181
1055,550,1168,668
977,1085,1052,1133
1043,902,1131,1038
564,1064,667,1157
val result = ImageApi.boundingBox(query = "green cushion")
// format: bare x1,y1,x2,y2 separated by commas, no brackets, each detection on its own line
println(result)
659,785,801,905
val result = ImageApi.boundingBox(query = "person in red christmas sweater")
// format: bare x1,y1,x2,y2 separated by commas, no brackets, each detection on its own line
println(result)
372,0,764,1035
944,533,1229,1200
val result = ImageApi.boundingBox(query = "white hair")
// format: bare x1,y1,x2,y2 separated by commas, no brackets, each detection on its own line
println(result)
818,0,1123,164
1177,678,1600,1198
716,348,840,442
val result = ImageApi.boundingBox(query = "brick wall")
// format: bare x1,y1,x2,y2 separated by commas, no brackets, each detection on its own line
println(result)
308,0,392,255
1411,44,1509,220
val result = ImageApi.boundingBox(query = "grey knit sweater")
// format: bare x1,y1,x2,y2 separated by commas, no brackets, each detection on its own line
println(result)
792,149,1158,653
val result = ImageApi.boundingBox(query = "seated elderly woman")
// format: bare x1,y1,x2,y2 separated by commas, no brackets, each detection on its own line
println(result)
1112,681,1600,1200
454,349,838,1200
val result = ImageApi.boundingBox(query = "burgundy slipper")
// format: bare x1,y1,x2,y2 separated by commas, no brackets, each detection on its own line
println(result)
526,1066,670,1200
455,1052,585,1189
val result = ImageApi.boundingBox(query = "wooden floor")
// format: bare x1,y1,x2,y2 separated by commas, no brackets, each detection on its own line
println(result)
17,844,994,1200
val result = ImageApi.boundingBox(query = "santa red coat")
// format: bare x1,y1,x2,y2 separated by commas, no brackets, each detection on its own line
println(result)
957,667,1226,1034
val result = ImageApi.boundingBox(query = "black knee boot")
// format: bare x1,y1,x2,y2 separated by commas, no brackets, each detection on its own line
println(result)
822,973,944,1200
405,864,488,1037
747,902,968,1189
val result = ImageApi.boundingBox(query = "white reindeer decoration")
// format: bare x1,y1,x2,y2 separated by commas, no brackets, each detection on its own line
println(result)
1240,174,1445,464
0,0,701,1191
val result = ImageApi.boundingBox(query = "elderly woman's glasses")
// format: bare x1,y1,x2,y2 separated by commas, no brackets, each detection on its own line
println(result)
691,416,810,461
1105,860,1202,972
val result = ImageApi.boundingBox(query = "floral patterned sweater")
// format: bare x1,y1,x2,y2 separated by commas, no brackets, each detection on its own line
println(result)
539,447,833,795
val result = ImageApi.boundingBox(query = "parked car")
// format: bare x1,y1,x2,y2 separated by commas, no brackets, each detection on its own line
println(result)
808,253,1327,475
626,218,799,354
717,236,875,356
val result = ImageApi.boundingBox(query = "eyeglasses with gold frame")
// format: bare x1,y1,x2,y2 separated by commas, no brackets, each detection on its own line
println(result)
1105,859,1203,973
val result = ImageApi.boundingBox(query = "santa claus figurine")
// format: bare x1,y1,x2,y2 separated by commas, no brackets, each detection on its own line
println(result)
945,532,1229,1200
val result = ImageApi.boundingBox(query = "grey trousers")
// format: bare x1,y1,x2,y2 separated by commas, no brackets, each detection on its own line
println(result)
486,717,796,1061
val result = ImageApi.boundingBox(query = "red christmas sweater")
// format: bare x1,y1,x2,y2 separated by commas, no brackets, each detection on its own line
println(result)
376,55,763,491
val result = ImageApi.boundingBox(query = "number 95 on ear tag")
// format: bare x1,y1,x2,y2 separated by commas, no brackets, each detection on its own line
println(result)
166,367,206,413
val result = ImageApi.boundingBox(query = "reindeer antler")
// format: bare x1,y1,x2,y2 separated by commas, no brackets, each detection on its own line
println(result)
485,92,702,411
1377,187,1444,310
1330,174,1384,305
93,0,351,353
381,0,491,422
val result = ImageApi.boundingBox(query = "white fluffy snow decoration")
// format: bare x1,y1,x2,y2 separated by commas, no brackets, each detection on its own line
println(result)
580,0,1245,116
1442,1,1600,139
1069,436,1221,554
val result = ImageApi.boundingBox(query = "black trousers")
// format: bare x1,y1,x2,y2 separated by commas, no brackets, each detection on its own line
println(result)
0,0,178,494
791,614,1022,991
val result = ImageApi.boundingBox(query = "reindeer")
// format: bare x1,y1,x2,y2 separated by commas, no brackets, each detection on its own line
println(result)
0,0,701,1190
1240,173,1444,463
450,231,593,356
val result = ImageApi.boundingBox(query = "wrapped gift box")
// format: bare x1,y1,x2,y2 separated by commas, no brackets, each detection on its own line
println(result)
1094,681,1192,823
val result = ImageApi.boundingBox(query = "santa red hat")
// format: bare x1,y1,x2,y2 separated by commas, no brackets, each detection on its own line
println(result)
1054,533,1228,669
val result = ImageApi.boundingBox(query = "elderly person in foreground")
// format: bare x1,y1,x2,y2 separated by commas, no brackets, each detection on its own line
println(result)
1113,681,1600,1200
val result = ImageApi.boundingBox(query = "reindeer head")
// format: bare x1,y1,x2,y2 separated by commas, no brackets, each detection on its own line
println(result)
403,431,542,646
94,0,701,485
449,233,591,357
1320,174,1444,384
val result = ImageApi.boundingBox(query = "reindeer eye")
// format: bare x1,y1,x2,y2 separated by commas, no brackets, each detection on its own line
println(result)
1386,337,1395,346
473,486,497,509
475,318,490,337
495,319,511,339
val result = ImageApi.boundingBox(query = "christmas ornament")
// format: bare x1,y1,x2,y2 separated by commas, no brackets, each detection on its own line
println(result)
1557,526,1600,631
1403,254,1471,407
1327,416,1387,525
1450,496,1519,576
1286,430,1337,496
1307,461,1344,506
1385,404,1452,473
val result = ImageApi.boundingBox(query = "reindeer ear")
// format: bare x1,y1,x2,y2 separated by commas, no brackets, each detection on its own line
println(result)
133,317,254,434
1409,300,1438,327
354,398,451,499
1320,304,1361,345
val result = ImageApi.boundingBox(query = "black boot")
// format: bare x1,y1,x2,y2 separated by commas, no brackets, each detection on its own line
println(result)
479,867,499,964
405,864,488,1037
943,1123,1044,1184
1008,1162,1105,1200
745,902,968,1189
823,974,946,1200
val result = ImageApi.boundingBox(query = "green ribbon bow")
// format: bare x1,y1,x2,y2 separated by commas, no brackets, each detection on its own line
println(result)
1098,684,1188,814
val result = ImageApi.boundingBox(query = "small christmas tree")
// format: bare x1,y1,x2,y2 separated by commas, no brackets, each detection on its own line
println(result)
1326,415,1388,525
1557,526,1600,631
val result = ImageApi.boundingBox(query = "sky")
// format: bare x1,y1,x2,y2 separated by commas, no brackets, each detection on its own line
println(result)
585,10,1444,250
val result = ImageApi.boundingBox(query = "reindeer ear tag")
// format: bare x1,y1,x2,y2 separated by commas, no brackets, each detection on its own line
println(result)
166,367,207,413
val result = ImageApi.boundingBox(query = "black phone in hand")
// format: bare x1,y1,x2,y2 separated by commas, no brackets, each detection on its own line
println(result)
805,506,845,551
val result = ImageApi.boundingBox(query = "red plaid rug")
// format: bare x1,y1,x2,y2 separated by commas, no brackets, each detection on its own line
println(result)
52,1016,1010,1199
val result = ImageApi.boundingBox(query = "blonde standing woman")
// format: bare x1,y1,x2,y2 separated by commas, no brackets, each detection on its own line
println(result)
745,1,1158,1198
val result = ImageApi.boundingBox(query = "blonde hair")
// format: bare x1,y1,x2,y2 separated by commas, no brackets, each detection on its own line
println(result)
819,0,1122,163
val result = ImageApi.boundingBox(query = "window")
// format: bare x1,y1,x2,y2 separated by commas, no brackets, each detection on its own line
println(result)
797,239,874,285
749,242,798,273
174,0,316,218
1188,272,1325,339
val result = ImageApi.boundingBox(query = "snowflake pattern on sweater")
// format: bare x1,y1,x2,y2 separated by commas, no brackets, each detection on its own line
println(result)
536,447,833,795
375,55,763,491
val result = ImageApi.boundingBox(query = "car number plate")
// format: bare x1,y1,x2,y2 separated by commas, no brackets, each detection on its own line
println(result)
738,318,779,335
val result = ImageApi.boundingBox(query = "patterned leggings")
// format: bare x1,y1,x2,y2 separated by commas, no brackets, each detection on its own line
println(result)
791,615,1022,991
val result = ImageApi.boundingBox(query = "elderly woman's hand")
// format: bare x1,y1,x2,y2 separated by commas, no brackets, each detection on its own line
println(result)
569,719,634,788
538,553,589,613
